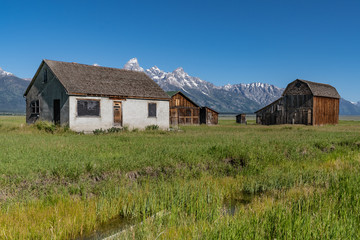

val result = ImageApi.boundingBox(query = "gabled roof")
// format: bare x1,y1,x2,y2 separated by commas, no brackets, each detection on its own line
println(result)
24,60,170,100
201,106,219,114
254,97,282,113
283,79,340,99
166,91,200,107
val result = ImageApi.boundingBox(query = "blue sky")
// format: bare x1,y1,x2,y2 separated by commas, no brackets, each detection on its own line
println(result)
1,0,360,101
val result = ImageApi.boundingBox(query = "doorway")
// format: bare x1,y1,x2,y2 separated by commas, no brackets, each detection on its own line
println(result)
53,99,60,124
113,101,122,126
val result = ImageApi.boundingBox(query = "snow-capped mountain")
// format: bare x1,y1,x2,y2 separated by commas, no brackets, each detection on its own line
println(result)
123,58,144,72
221,83,283,105
0,67,29,113
340,98,360,115
123,58,360,114
124,58,283,113
1,59,359,115
0,67,14,77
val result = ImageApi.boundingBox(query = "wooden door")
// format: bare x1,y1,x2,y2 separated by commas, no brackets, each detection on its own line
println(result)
53,99,60,124
113,101,122,126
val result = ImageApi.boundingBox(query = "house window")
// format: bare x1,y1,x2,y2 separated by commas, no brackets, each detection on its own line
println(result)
30,100,40,114
175,99,180,106
77,99,100,117
148,103,157,117
186,109,192,116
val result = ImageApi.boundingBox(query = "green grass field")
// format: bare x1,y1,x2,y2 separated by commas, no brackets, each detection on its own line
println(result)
1,116,360,239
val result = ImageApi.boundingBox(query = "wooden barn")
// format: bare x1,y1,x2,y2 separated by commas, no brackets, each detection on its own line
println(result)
255,79,340,126
200,107,218,125
167,91,200,125
236,113,247,124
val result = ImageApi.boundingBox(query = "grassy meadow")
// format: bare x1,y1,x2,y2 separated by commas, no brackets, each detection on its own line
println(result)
0,116,360,239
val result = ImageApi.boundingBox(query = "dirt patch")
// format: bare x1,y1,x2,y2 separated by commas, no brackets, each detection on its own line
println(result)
223,157,246,168
126,171,140,180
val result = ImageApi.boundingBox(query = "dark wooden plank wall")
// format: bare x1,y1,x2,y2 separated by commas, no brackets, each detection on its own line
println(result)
236,114,246,124
256,98,284,125
284,95,313,125
202,108,218,125
313,97,339,125
256,96,313,125
169,93,199,125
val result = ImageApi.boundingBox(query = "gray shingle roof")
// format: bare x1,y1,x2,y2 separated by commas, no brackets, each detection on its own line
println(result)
27,60,170,99
284,79,340,99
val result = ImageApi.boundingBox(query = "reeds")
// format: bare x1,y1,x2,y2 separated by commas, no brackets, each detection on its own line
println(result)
0,116,360,239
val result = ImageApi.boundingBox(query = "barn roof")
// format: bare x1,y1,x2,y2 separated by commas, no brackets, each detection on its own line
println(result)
254,97,282,113
24,60,170,100
166,91,200,107
201,106,219,114
283,79,340,99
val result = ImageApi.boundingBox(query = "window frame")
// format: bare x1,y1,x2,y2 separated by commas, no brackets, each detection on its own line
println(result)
148,102,157,118
76,98,101,117
30,100,40,114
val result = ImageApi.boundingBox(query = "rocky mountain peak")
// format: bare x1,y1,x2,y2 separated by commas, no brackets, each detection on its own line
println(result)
123,58,144,72
0,67,14,77
120,58,359,114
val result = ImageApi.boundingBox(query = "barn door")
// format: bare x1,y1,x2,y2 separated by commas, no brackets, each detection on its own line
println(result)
113,101,122,126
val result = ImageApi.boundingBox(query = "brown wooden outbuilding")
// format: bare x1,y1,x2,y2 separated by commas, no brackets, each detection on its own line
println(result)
200,107,218,125
255,79,340,126
236,113,247,124
167,91,200,125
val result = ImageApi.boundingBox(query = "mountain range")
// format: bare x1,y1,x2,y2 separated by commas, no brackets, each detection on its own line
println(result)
0,68,29,113
1,58,360,115
124,58,360,114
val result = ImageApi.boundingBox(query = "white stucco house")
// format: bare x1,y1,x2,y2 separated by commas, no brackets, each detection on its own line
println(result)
24,59,170,132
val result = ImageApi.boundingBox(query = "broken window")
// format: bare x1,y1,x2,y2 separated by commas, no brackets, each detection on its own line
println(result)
148,103,157,117
30,100,40,114
77,99,100,116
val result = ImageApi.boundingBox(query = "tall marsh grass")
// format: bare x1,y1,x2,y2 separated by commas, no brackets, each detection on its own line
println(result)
0,116,360,239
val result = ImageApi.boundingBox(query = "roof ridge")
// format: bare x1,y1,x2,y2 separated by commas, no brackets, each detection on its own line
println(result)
297,79,333,87
44,59,143,74
25,60,170,99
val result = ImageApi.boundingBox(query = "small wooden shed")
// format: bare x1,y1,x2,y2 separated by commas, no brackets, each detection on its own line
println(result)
236,113,247,124
255,79,340,126
167,91,200,125
200,107,218,125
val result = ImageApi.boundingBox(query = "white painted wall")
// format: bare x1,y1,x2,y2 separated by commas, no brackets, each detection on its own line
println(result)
69,96,169,132
122,99,169,130
69,96,113,132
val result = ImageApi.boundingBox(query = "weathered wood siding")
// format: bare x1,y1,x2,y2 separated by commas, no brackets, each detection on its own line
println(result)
256,98,285,125
169,93,199,125
236,114,246,124
283,80,312,95
313,97,339,125
283,94,313,125
200,107,218,125
256,96,313,125
256,79,340,126
26,63,69,125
